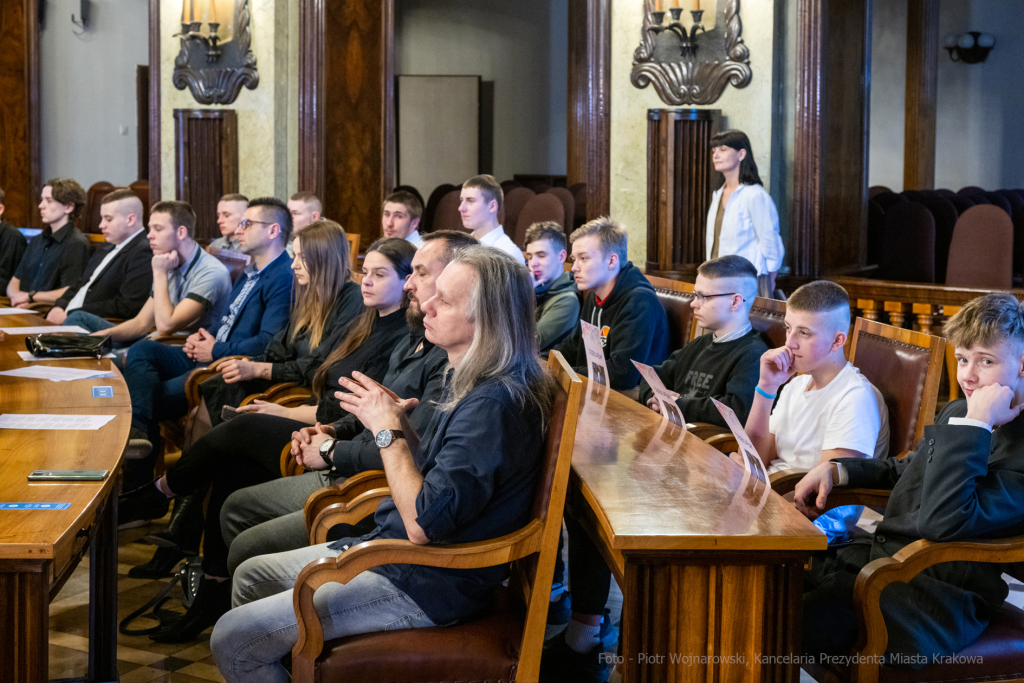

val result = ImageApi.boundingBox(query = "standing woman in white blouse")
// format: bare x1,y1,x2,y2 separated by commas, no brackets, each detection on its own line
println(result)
705,130,784,298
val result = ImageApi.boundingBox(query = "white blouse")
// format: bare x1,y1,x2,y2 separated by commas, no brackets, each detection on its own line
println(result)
705,183,784,275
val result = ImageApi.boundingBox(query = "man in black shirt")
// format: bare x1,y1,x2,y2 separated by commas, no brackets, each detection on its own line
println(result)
0,187,27,295
47,189,153,324
7,178,90,307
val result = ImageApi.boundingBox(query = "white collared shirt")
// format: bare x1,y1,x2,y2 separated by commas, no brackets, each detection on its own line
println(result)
406,230,424,248
66,228,145,312
705,183,784,275
477,225,526,265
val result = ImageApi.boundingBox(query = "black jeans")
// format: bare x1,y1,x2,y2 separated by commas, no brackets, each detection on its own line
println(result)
801,545,866,658
165,413,308,577
561,487,613,616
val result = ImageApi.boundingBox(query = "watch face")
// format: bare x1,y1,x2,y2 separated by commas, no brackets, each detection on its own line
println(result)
375,430,392,448
320,438,335,455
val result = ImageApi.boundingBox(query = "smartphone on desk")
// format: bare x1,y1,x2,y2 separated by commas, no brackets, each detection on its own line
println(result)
221,405,240,421
28,470,109,481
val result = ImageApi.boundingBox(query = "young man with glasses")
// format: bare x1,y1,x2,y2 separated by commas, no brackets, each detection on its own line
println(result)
638,254,767,426
121,197,294,492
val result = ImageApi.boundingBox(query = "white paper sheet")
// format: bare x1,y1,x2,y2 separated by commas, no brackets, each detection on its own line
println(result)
0,326,88,335
0,366,116,382
581,320,609,387
632,359,686,429
18,351,116,361
0,308,34,316
712,398,768,485
0,414,117,430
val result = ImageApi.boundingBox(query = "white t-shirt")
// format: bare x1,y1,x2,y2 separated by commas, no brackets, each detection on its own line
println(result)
768,361,889,542
477,225,526,265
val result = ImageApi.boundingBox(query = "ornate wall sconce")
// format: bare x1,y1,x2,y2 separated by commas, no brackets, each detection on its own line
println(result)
632,0,751,106
174,0,259,105
943,32,995,64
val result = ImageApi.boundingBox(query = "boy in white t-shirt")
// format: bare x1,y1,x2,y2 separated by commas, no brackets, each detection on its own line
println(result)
742,280,889,542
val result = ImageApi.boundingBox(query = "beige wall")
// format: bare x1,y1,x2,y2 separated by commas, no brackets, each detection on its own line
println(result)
159,0,299,203
610,0,778,265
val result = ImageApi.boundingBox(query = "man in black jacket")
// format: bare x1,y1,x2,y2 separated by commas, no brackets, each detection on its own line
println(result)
554,217,669,391
0,187,27,295
47,190,153,324
525,221,579,353
638,254,766,426
795,292,1024,667
216,231,479,575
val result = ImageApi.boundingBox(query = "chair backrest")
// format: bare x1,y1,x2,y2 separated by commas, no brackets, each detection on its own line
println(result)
509,350,582,680
502,187,535,240
880,201,936,283
872,191,906,212
545,187,575,234
959,185,986,195
749,296,788,348
645,274,697,350
423,183,457,233
432,190,465,233
208,247,252,284
569,182,587,229
912,194,958,283
868,185,892,200
946,205,1014,289
499,180,522,195
514,193,565,247
848,317,945,458
945,192,976,216
983,191,1013,216
344,233,360,272
999,190,1024,278
78,181,116,234
129,179,150,219
867,198,886,268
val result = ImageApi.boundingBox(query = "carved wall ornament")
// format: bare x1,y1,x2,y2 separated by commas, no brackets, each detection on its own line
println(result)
173,0,259,105
631,0,752,105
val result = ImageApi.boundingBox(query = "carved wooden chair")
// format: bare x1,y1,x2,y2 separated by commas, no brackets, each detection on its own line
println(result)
289,350,583,683
799,490,1024,683
345,233,360,272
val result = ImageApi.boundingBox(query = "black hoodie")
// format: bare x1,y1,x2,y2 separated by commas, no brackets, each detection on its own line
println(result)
554,261,669,390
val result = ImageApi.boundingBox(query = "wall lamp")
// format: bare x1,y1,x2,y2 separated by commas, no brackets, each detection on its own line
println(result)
943,32,995,64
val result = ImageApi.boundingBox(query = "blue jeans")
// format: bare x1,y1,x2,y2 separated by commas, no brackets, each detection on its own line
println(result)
122,339,198,487
64,309,115,333
211,544,437,683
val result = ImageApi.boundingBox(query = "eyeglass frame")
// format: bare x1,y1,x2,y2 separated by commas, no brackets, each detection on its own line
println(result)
692,291,744,304
238,218,274,231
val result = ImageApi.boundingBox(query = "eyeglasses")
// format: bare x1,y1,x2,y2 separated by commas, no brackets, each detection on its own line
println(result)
692,292,742,304
238,219,273,231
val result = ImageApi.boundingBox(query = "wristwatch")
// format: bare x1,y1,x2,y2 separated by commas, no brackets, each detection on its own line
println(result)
318,437,336,467
28,291,36,303
374,429,405,448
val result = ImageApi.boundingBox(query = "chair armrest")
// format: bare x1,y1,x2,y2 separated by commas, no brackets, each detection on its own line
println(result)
182,355,249,409
308,488,392,544
240,382,314,408
850,533,1024,677
704,432,738,454
24,302,53,314
291,521,545,678
686,422,731,441
303,470,388,532
769,469,807,495
151,333,188,345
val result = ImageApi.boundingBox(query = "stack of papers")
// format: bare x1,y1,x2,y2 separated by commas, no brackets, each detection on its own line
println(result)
0,366,116,383
0,414,116,430
0,326,88,334
0,308,32,316
18,351,116,361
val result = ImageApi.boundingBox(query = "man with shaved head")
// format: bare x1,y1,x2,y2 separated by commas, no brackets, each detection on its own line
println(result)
47,189,153,324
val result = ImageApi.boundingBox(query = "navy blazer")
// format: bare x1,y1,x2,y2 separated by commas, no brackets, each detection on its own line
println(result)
209,251,293,359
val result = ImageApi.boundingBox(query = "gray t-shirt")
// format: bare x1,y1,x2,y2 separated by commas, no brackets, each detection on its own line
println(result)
150,245,233,332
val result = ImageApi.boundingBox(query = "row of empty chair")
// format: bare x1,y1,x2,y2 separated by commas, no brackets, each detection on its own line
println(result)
869,186,1024,289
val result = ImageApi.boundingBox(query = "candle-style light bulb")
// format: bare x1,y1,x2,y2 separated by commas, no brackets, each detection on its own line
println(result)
189,0,195,23
694,0,701,10
209,0,217,23
655,0,662,11
182,0,187,23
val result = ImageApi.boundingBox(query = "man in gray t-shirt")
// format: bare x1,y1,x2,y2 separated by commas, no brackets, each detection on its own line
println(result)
70,201,232,345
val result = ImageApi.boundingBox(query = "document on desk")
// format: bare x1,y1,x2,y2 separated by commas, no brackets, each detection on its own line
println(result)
581,320,609,387
631,360,686,429
0,308,34,315
712,398,768,485
0,414,117,430
18,351,116,361
0,326,88,335
0,366,116,382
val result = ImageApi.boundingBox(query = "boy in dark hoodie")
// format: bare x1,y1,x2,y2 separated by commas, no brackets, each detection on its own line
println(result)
638,254,766,426
525,221,580,352
554,216,669,391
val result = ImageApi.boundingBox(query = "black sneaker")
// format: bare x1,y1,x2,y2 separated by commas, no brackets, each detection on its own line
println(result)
545,590,572,640
118,481,170,527
540,631,611,683
150,575,231,643
125,427,153,461
596,609,619,649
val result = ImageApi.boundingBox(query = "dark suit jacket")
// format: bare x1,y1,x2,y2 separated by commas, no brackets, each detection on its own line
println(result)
836,399,1024,661
208,250,293,359
0,220,27,294
55,230,153,320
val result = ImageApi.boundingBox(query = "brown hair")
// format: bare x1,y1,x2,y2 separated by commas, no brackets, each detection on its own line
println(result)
0,187,7,205
421,230,480,263
220,193,249,204
698,254,758,281
524,221,567,251
787,280,851,331
569,216,628,263
462,174,503,212
290,191,322,215
290,220,352,348
944,293,1024,351
44,178,86,222
383,191,423,221
150,200,197,239
311,237,416,396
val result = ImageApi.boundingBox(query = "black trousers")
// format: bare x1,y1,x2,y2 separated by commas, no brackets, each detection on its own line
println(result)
561,487,613,616
801,545,867,658
164,413,308,577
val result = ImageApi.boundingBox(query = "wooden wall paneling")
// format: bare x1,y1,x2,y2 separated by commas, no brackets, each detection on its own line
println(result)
317,0,394,247
136,65,150,181
148,0,160,202
792,0,871,278
0,0,41,229
567,0,611,221
903,0,939,191
298,0,325,196
646,109,676,274
174,109,239,243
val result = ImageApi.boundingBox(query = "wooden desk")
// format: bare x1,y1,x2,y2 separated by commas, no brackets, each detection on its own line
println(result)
569,381,827,683
0,312,128,683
